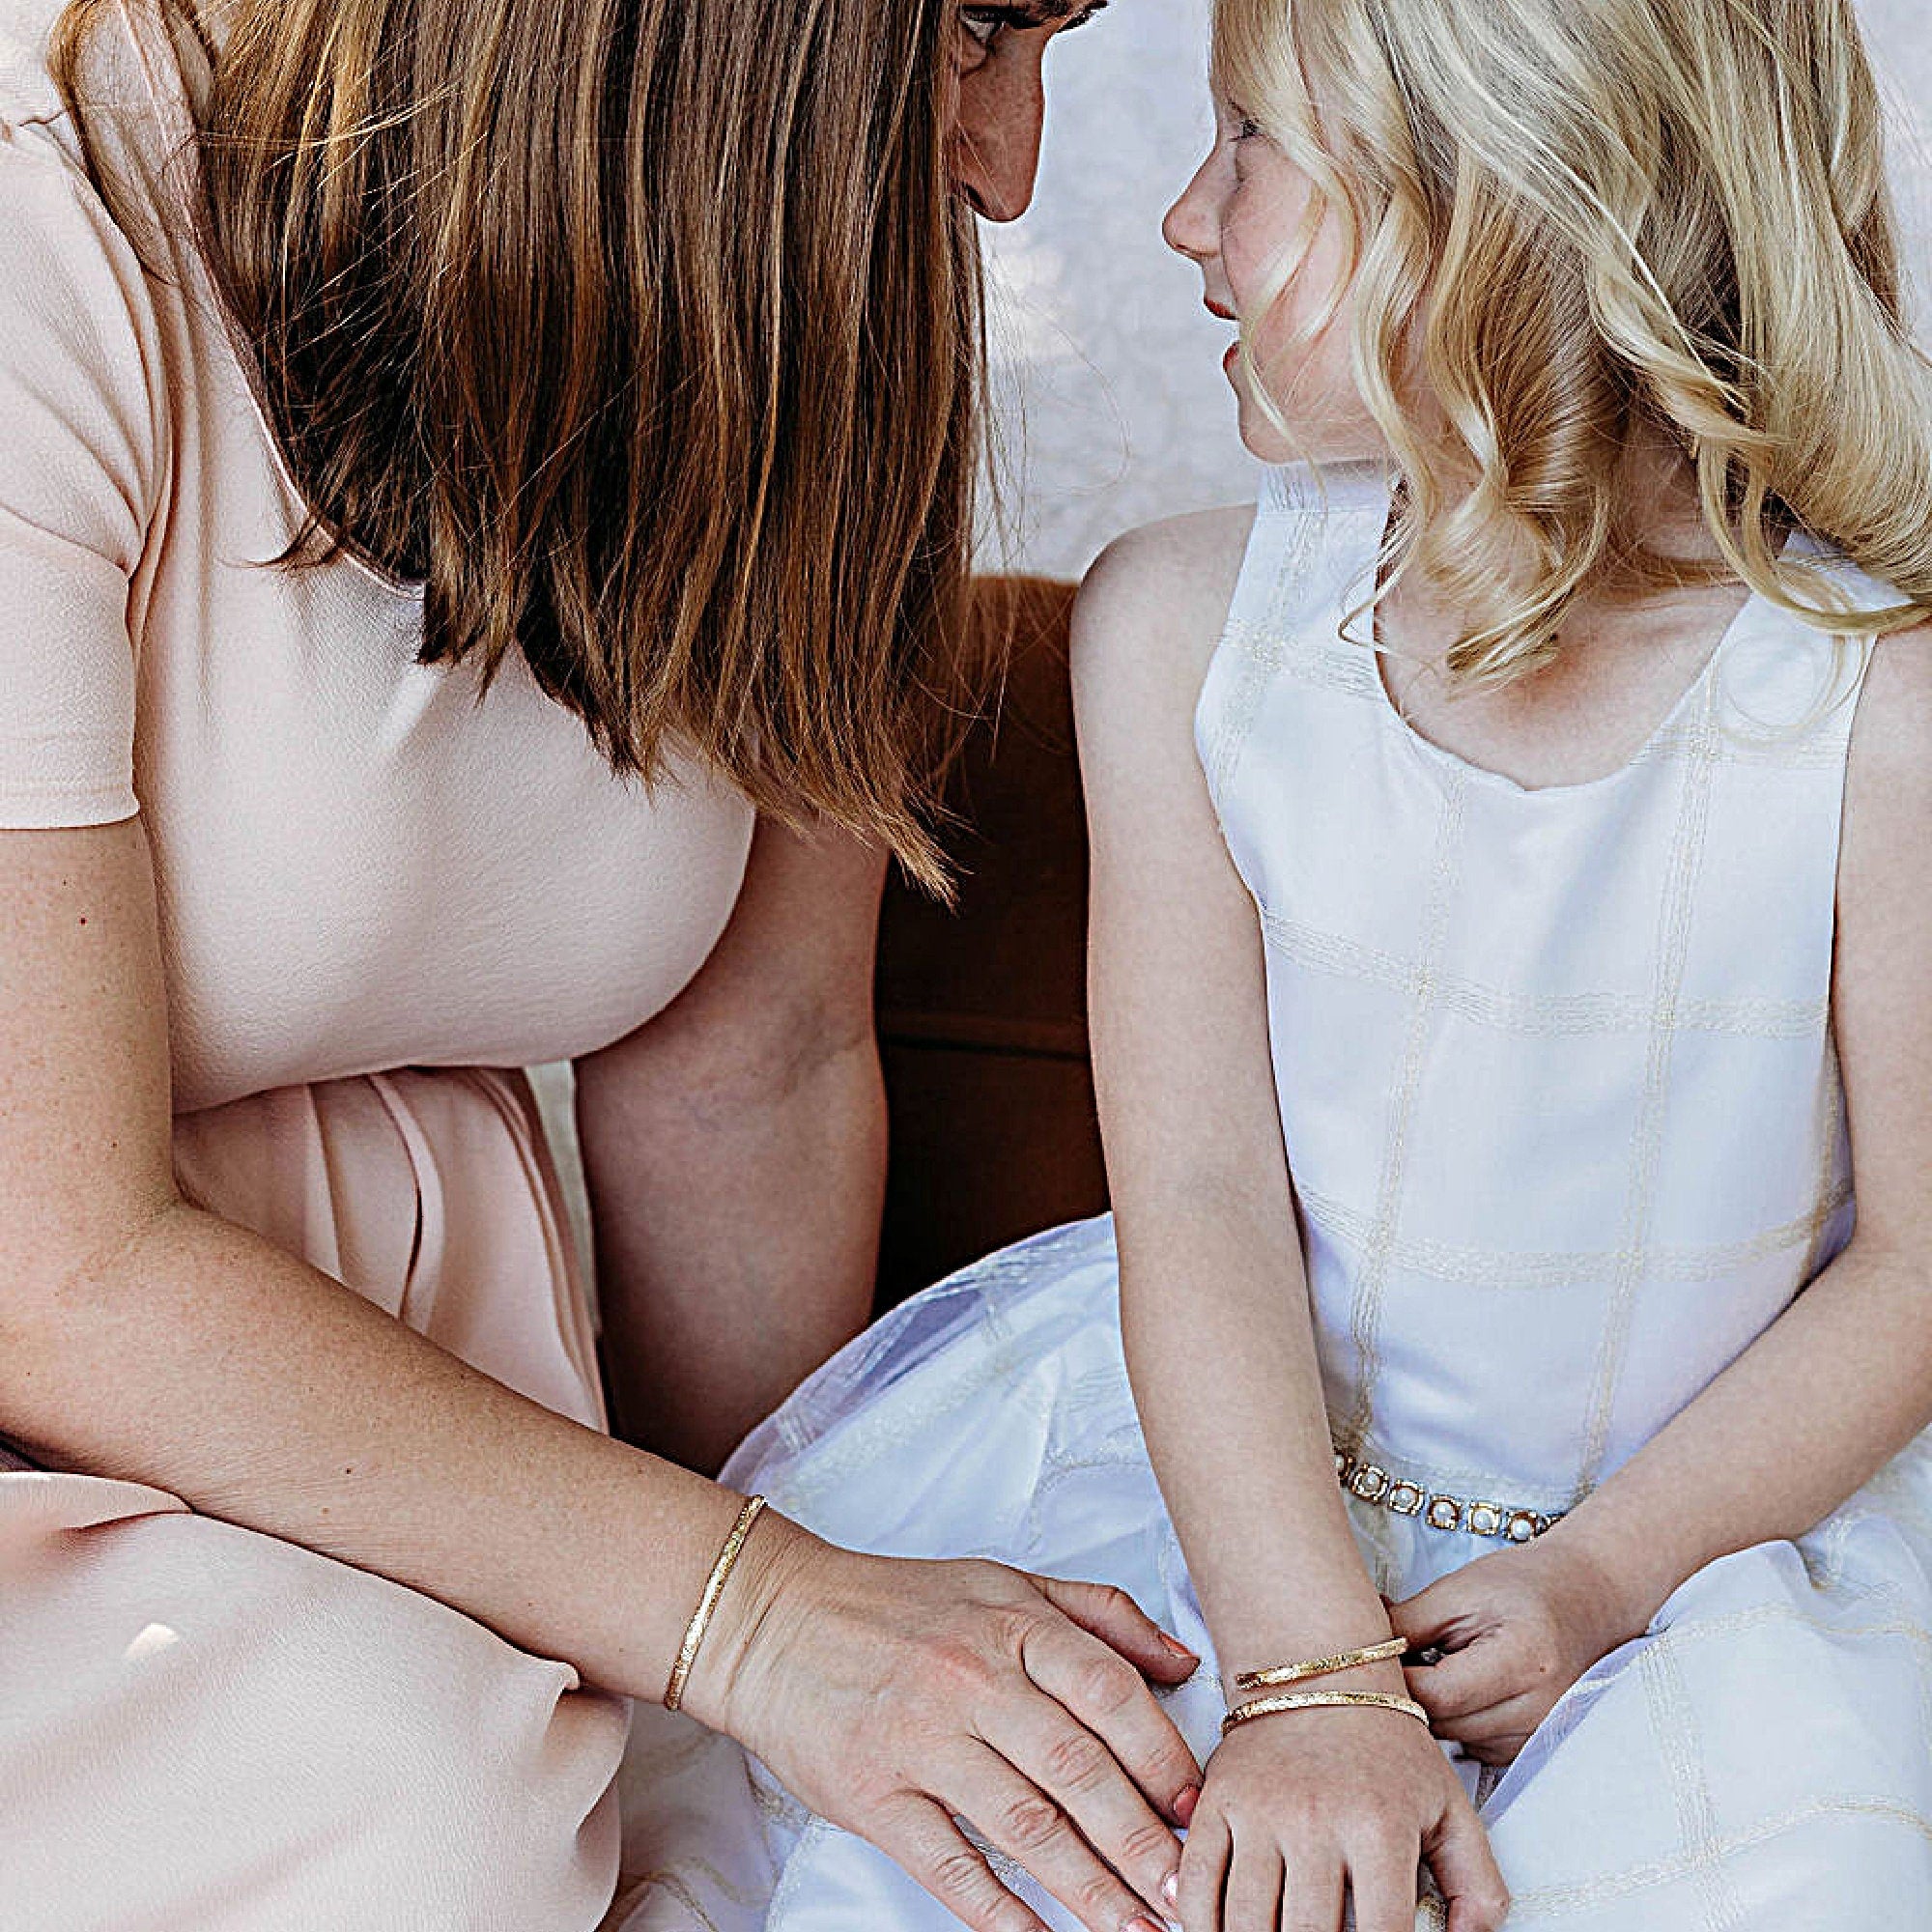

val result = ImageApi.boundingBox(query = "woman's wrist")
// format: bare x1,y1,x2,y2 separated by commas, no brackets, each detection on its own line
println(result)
671,1501,823,1737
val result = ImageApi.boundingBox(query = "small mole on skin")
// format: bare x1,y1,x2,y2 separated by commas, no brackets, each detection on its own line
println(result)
77,917,86,925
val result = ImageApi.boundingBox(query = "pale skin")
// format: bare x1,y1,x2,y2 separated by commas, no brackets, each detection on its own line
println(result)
1071,90,1932,1932
0,12,1206,1932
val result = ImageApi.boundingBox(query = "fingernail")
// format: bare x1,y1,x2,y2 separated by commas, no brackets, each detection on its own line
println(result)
1158,1632,1198,1660
1172,1782,1200,1826
1161,1868,1179,1907
1124,1918,1165,1932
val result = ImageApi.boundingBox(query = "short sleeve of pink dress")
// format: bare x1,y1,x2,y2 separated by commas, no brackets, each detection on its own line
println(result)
0,9,757,1921
0,0,755,1428
0,134,154,829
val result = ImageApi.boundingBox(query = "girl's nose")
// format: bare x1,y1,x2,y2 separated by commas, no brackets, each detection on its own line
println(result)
1163,153,1220,262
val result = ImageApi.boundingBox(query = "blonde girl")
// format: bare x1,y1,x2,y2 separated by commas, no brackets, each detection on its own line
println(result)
645,1,1932,1927
0,1,1209,1927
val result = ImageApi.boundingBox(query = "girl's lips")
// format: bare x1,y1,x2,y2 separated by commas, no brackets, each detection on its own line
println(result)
1205,298,1238,322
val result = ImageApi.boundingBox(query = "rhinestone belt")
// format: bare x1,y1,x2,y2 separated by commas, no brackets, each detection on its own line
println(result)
1334,1450,1562,1543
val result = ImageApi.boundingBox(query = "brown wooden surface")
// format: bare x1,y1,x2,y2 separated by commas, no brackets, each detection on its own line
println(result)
874,578,1108,1309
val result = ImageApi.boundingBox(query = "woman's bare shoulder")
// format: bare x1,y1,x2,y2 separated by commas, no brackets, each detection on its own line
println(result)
1069,505,1257,728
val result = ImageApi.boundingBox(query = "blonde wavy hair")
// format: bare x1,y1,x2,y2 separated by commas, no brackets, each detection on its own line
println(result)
1214,0,1932,679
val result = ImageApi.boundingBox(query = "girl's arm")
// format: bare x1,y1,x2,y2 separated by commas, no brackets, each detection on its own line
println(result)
576,815,888,1473
1072,514,1508,1932
1393,633,1932,1757
0,815,1203,1932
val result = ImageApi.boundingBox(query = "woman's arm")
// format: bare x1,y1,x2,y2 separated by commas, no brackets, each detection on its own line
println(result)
1073,514,1506,1932
1391,632,1932,1758
576,816,888,1472
0,820,745,1692
0,814,1203,1932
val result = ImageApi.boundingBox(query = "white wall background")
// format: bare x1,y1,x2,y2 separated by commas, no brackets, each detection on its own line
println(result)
982,0,1932,583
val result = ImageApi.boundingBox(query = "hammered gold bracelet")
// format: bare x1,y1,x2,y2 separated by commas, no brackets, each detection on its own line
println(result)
1221,1689,1430,1736
1233,1635,1408,1690
663,1494,769,1713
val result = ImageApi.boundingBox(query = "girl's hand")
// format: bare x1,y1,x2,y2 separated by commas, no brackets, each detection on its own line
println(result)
689,1514,1206,1932
1177,1701,1508,1932
1388,1537,1647,1767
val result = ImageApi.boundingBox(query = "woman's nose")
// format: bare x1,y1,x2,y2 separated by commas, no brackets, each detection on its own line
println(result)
952,44,1049,222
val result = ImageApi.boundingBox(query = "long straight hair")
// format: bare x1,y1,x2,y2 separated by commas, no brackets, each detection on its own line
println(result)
55,0,988,888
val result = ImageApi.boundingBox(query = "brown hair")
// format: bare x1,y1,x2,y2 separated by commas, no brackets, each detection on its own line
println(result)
56,0,987,888
1215,0,1932,680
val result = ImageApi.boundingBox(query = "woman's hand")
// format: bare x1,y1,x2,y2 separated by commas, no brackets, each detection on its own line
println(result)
1388,1536,1647,1767
687,1513,1205,1932
1176,1700,1508,1932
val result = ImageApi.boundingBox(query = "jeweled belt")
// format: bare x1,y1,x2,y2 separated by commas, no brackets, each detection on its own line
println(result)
1334,1450,1562,1543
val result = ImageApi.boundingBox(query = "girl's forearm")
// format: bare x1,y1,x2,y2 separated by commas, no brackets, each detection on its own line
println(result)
2,1197,752,1703
1118,1199,1400,1683
1553,1236,1932,1630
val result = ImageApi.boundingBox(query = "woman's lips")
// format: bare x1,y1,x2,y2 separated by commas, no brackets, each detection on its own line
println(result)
1205,298,1237,321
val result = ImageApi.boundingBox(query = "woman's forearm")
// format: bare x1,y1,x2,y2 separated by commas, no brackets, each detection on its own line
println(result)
1119,1196,1399,1682
1,1195,752,1704
582,1028,886,1472
577,814,889,1473
1553,1236,1932,1631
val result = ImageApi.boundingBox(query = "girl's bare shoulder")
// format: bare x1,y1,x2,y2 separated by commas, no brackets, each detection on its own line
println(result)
1849,622,1932,813
1069,505,1257,733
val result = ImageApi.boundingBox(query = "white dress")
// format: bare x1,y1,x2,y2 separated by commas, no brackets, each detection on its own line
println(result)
615,464,1932,1930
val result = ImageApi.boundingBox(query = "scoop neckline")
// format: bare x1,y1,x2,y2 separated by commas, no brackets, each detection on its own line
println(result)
1349,479,1762,801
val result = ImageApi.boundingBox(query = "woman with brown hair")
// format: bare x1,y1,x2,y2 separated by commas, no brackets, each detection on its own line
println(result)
0,1,1205,1927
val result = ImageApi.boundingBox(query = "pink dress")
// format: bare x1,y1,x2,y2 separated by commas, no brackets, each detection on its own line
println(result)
0,0,755,1921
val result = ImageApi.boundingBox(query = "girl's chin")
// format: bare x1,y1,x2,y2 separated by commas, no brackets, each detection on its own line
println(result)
1227,378,1386,467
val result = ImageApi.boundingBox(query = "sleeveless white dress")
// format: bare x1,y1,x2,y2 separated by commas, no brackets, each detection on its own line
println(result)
616,464,1932,1930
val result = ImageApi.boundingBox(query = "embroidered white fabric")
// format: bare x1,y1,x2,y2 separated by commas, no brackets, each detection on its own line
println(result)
611,469,1932,1927
604,8,1932,1922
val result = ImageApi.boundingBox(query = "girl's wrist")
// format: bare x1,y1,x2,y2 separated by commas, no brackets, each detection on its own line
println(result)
1224,1655,1412,1703
1220,1628,1412,1706
1532,1511,1673,1646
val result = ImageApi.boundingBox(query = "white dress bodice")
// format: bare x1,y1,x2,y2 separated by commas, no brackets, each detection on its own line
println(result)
623,471,1932,1930
1197,461,1882,1517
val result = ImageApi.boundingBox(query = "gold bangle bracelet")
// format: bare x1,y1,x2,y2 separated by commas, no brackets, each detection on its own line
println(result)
1221,1690,1430,1736
1233,1635,1409,1690
663,1493,769,1714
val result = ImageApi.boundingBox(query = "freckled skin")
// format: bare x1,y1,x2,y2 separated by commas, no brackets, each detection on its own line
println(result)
951,4,1108,222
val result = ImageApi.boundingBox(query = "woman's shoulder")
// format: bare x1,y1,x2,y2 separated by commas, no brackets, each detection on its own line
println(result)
2,0,198,235
0,35,174,639
0,0,68,127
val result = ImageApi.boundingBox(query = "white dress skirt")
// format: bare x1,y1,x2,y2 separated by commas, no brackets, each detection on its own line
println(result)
617,464,1932,1930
